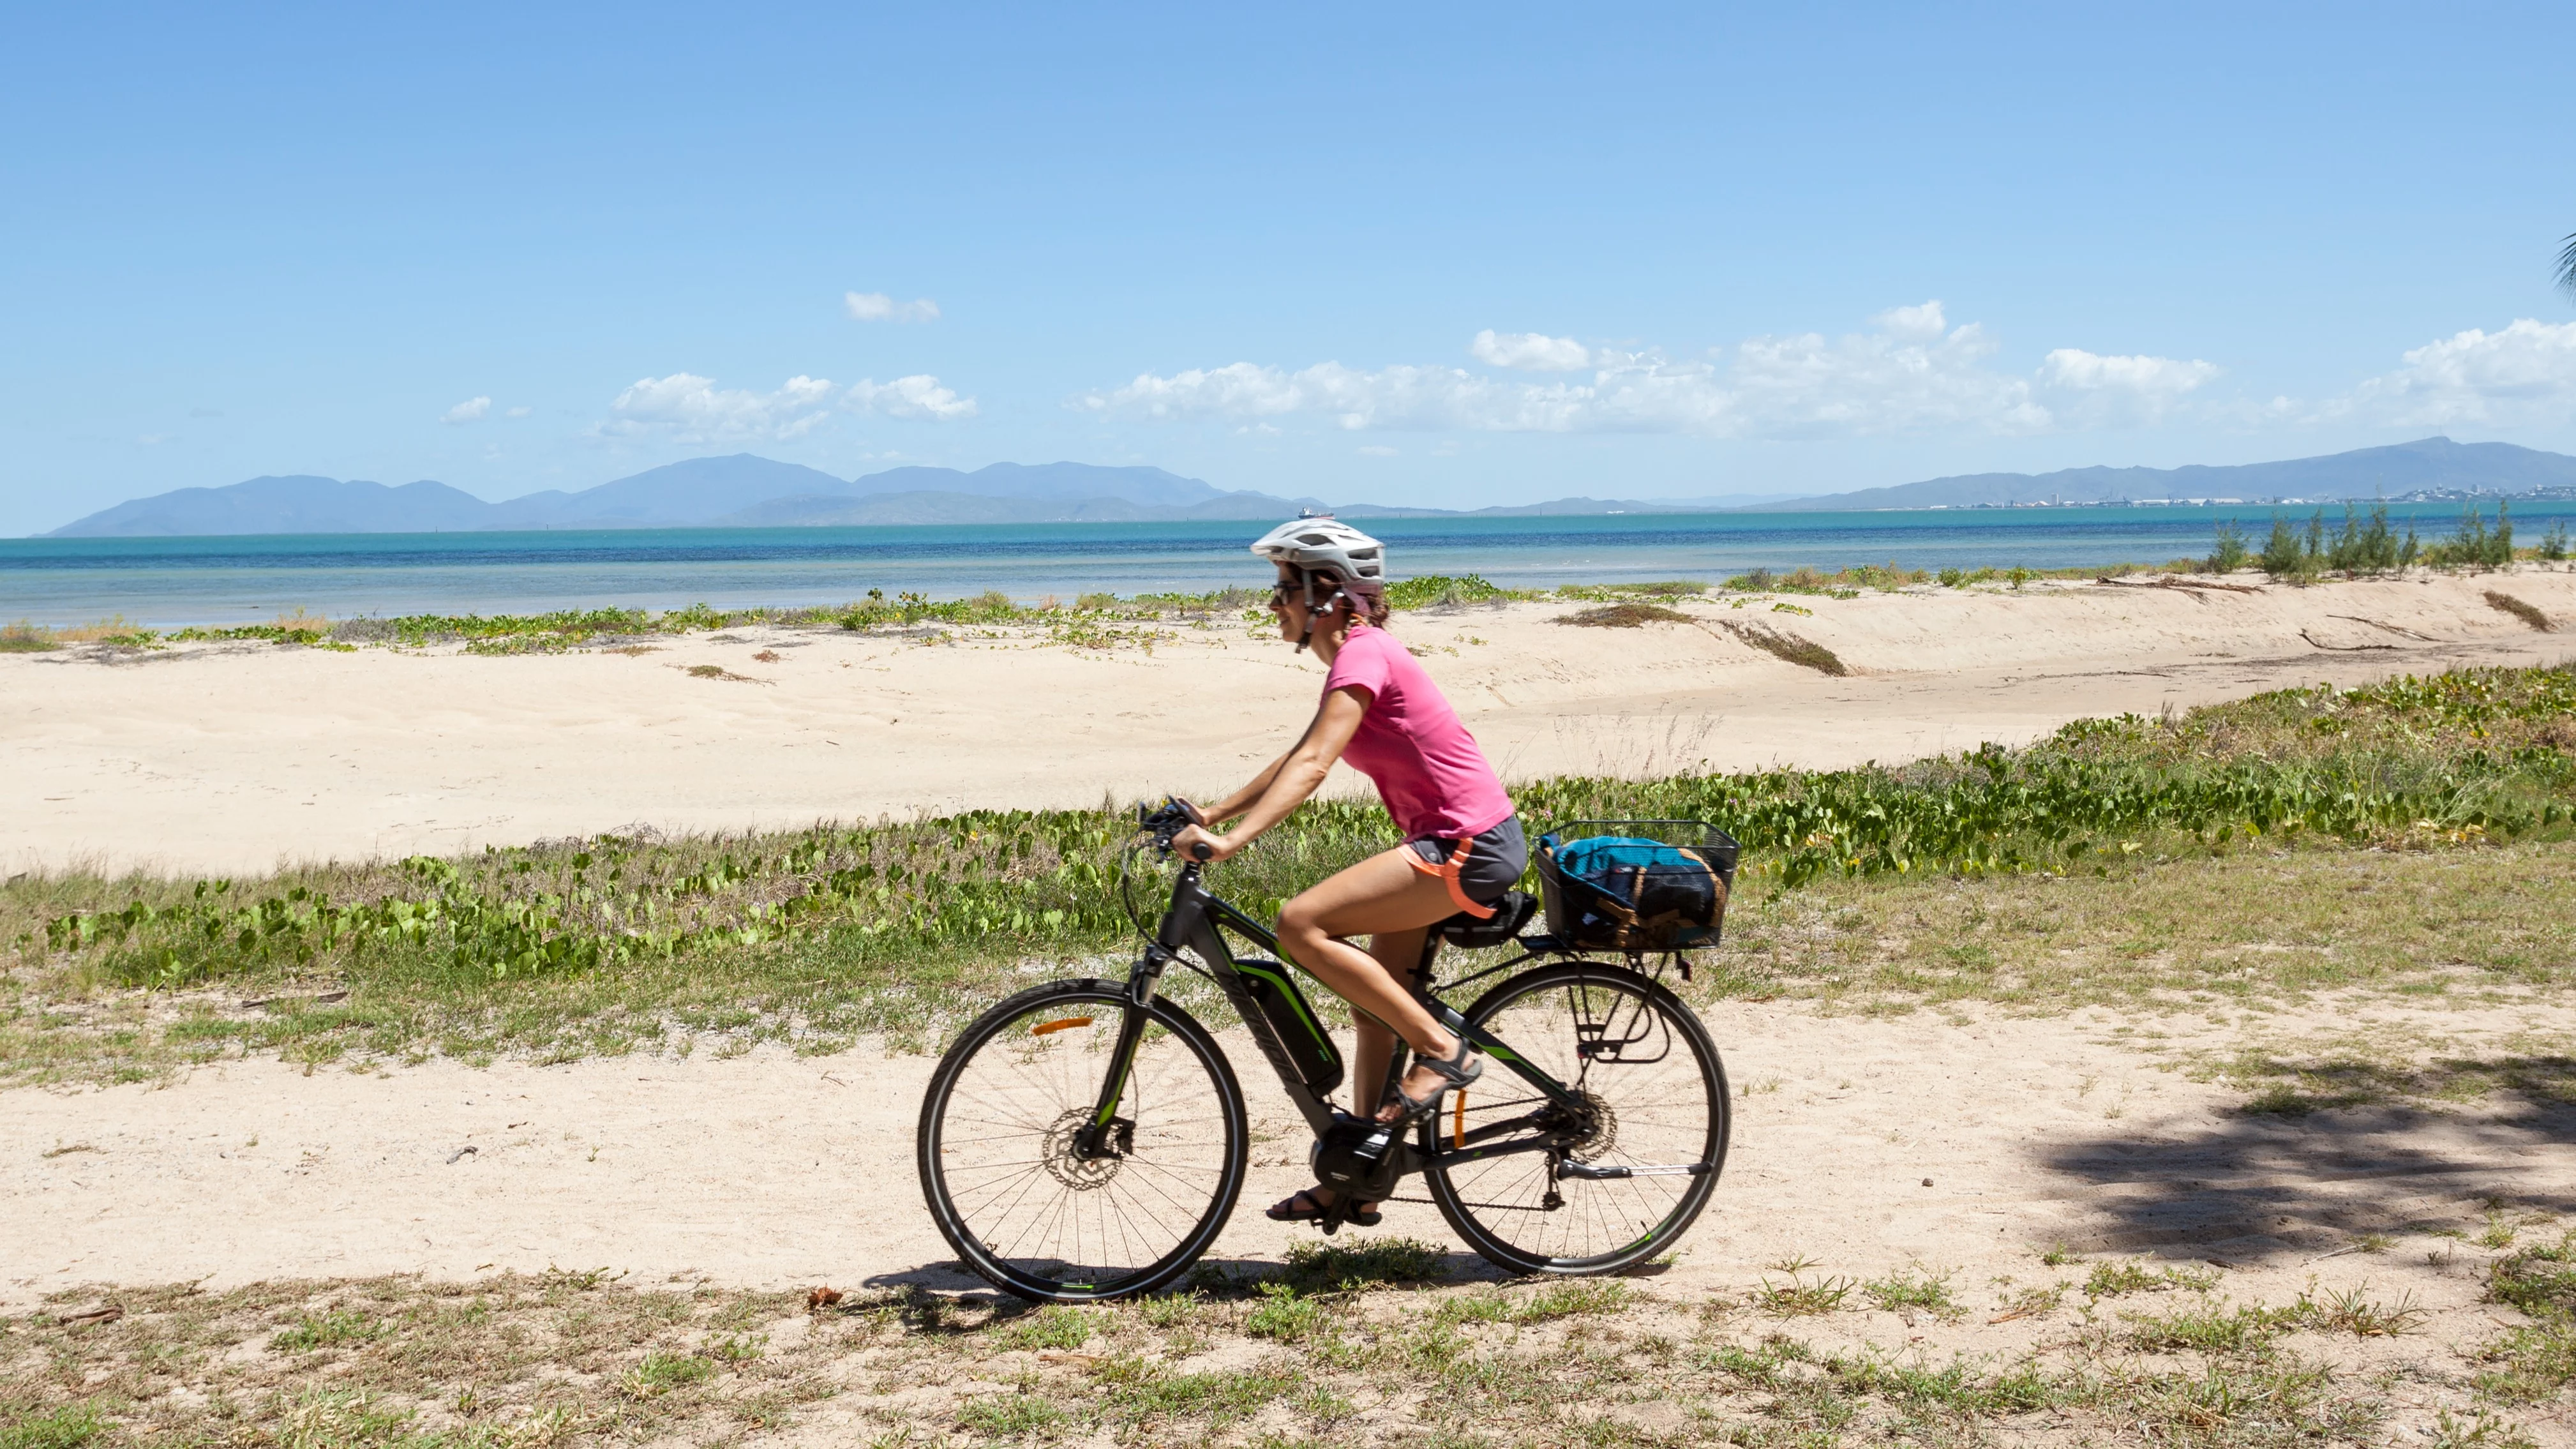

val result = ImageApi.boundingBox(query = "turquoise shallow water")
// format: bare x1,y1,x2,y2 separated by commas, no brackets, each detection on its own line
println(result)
4,502,2570,627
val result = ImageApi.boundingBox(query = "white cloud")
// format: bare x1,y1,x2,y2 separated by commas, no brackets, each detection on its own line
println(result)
1082,304,2210,439
844,291,941,323
442,396,492,424
844,374,978,421
603,372,974,441
1469,329,1592,370
2037,349,2220,425
504,405,532,418
2342,318,2576,426
606,373,837,441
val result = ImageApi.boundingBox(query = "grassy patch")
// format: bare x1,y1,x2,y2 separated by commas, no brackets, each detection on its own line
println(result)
2085,1259,2221,1300
1755,1268,1856,1317
6,664,2575,1079
1268,1236,1448,1295
1555,602,1692,628
3,1266,2521,1448
1859,1266,1959,1319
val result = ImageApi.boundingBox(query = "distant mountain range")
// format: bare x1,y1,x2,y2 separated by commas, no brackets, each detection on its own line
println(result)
1756,437,2576,511
40,436,2576,537
46,458,1330,537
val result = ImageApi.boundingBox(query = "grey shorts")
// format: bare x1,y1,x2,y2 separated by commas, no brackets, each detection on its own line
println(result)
1405,816,1529,914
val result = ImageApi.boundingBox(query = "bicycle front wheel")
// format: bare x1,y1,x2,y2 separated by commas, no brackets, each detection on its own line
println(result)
917,979,1247,1302
1427,961,1728,1275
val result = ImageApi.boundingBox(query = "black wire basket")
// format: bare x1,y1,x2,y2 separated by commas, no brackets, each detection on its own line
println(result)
1534,820,1739,952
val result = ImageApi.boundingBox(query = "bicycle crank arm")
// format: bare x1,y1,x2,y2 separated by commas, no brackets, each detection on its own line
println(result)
1554,1161,1716,1180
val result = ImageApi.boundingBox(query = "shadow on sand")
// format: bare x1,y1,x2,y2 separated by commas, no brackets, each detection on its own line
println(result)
2034,1056,2576,1258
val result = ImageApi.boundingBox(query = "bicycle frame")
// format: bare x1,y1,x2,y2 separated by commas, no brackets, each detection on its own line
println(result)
1076,860,1596,1182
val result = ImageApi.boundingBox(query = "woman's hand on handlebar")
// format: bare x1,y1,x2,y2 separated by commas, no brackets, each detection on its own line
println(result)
1169,823,1235,863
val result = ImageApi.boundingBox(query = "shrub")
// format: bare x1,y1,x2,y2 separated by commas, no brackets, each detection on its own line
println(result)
2424,502,2515,572
2206,522,2250,574
2259,515,2314,581
1384,574,1509,610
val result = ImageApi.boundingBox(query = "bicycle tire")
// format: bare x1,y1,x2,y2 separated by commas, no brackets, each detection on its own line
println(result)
1425,961,1728,1276
918,979,1248,1302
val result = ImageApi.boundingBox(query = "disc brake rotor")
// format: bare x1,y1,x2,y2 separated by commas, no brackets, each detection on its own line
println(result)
1041,1108,1128,1190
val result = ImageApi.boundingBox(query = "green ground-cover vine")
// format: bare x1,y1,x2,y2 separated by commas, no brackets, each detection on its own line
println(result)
10,666,2572,1028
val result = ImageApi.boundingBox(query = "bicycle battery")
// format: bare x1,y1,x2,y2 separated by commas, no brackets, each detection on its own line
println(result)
1237,959,1343,1097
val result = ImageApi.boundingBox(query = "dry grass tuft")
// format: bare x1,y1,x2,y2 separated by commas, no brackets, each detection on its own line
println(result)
1555,603,1691,628
1,619,61,652
1719,620,1848,675
683,664,761,682
2485,591,2553,632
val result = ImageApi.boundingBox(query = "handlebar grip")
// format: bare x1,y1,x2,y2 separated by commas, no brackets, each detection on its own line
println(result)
1188,841,1215,861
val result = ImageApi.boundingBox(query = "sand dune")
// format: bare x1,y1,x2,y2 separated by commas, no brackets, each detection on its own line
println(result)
5,568,2570,876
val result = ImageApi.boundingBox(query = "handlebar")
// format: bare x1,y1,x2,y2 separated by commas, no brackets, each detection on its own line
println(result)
1139,798,1217,861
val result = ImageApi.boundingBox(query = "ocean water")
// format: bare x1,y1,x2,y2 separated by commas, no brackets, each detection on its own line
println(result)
5,501,2571,627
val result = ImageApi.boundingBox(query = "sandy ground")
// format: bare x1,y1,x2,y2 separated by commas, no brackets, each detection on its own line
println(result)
10,1000,2572,1360
6,567,2573,878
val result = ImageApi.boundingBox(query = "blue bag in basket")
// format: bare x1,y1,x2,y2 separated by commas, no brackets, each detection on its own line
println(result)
1539,834,1728,950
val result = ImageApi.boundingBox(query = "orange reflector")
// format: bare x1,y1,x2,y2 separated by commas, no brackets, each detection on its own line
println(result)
1030,1016,1094,1036
1453,1087,1467,1150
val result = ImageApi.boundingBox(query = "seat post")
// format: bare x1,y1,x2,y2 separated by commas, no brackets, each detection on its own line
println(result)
1412,929,1442,990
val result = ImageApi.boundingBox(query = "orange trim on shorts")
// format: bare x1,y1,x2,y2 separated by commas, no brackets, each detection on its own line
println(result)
1407,835,1495,919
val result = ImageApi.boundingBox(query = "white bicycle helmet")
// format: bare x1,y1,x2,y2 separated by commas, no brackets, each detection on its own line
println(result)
1250,516,1386,585
1250,516,1388,652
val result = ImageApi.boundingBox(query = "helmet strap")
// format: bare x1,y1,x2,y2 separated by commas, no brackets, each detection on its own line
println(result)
1292,570,1346,656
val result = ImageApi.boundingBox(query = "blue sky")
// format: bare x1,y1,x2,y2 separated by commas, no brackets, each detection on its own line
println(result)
4,1,2573,534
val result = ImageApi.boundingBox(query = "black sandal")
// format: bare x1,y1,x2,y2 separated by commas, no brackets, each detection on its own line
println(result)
1264,1187,1383,1227
1381,1034,1484,1126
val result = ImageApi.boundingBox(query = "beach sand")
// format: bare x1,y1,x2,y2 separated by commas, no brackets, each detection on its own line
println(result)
5,568,2572,877
11,997,2573,1438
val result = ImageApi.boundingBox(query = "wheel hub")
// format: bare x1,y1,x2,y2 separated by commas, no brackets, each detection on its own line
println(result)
1556,1090,1618,1163
1041,1109,1128,1190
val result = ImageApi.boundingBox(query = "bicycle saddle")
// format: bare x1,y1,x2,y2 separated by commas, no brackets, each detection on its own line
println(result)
1437,889,1538,949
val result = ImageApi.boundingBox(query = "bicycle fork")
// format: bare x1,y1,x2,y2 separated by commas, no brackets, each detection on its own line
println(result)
1071,945,1172,1162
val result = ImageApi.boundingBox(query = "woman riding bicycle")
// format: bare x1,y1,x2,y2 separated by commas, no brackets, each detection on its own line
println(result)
1171,518,1527,1226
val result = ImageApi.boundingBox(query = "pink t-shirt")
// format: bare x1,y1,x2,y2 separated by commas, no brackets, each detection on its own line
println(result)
1321,626,1515,840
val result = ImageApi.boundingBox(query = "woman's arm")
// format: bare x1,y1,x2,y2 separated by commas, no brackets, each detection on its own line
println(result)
1173,687,1368,862
1194,751,1293,827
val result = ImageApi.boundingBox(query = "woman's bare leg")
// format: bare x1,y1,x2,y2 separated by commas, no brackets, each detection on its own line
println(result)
1348,926,1432,1115
1275,847,1476,1125
1270,873,1451,1217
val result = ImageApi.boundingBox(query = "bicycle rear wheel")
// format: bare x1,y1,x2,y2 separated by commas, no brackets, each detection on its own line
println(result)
1427,961,1727,1275
918,979,1247,1302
